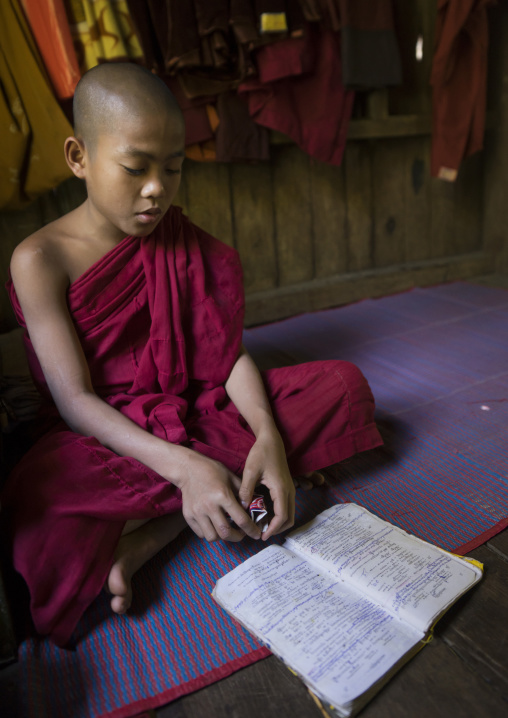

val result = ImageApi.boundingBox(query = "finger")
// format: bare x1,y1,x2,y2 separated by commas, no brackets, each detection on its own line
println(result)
238,466,261,510
186,514,217,542
288,484,296,525
262,485,294,540
210,509,248,542
225,500,262,541
265,485,295,539
229,472,243,494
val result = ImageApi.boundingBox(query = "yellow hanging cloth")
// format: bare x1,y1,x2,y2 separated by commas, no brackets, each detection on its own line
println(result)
64,0,144,72
0,0,73,210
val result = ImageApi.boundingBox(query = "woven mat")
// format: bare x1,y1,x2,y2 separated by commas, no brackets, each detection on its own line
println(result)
19,282,508,718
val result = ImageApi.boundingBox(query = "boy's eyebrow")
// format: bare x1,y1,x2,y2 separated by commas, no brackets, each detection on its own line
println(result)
118,147,185,160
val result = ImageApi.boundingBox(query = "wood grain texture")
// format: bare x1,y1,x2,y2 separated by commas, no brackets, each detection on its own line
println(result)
230,162,277,293
430,178,457,259
244,252,493,326
482,3,508,273
436,544,508,701
454,153,483,255
173,172,189,216
404,137,432,262
182,160,234,247
157,656,323,718
344,142,373,272
361,635,507,718
309,158,348,278
372,139,407,267
487,530,508,561
271,146,314,286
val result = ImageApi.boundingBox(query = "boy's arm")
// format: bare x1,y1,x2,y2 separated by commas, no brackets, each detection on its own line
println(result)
224,345,296,540
10,242,261,543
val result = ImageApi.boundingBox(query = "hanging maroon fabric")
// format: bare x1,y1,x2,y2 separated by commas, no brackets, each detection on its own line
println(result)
163,77,216,146
431,0,496,180
3,207,382,645
239,24,354,166
215,91,271,162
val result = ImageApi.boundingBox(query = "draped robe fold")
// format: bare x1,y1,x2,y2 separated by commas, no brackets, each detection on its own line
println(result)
3,207,382,646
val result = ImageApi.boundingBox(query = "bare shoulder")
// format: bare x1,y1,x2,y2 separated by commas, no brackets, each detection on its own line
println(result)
10,211,78,294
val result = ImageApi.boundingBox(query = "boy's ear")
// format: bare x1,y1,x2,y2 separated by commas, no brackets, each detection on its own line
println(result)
64,136,87,179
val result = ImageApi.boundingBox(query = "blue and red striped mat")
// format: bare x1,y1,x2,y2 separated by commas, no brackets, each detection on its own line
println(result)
18,282,508,717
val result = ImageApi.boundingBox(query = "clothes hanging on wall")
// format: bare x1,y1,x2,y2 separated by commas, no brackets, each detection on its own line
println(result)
0,0,73,210
431,0,496,181
163,78,220,162
20,0,81,99
2,0,405,199
239,24,354,166
337,0,402,88
63,0,144,73
215,91,270,162
295,0,401,88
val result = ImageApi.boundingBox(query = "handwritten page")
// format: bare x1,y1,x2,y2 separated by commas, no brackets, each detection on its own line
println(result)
284,504,482,633
214,544,421,710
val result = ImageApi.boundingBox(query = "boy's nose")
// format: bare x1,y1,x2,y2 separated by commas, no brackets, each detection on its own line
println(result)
141,173,165,199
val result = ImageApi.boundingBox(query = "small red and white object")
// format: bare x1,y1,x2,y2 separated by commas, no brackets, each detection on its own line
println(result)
248,490,273,533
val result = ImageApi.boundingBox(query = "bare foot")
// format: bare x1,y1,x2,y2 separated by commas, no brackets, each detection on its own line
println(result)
294,471,326,491
107,511,187,615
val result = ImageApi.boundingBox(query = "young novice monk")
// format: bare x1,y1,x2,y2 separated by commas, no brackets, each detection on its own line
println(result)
4,63,383,646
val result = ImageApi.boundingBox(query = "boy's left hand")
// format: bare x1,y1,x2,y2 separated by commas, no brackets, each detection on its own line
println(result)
239,430,295,540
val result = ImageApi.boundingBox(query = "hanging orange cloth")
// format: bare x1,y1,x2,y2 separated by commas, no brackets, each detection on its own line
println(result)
63,0,144,73
20,0,81,99
431,0,496,181
0,0,73,210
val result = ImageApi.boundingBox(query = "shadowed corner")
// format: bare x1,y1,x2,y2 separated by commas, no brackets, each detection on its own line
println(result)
322,411,417,495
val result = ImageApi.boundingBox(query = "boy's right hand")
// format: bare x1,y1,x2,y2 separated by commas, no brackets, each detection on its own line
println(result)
173,454,262,543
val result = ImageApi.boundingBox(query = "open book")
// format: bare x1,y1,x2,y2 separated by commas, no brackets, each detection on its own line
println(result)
213,503,482,717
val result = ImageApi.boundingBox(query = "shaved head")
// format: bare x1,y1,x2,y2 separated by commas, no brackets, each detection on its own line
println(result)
73,63,184,151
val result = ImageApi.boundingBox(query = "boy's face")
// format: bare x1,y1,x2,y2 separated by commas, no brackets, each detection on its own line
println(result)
82,109,185,241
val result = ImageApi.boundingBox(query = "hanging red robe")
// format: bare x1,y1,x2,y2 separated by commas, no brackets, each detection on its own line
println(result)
238,24,355,167
431,0,496,180
3,207,382,646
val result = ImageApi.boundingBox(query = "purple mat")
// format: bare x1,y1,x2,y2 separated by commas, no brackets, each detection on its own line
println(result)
18,282,508,718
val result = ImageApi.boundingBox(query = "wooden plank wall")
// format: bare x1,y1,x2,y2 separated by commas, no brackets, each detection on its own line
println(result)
179,139,488,325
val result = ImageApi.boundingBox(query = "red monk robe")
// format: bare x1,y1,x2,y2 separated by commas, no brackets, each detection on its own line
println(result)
3,206,382,646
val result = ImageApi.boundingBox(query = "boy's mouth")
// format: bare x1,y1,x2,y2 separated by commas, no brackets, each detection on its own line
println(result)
136,207,162,224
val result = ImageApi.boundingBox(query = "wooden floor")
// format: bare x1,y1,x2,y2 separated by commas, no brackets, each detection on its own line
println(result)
1,275,508,718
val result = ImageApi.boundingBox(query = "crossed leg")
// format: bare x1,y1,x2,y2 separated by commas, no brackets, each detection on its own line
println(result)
106,470,326,614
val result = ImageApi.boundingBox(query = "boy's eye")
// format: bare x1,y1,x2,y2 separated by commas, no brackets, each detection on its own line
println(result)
166,168,181,175
122,166,144,176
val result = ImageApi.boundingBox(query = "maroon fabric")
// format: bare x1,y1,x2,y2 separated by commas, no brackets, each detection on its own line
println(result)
215,91,271,162
164,78,216,146
3,207,382,645
239,24,354,166
431,0,495,178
